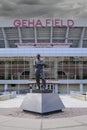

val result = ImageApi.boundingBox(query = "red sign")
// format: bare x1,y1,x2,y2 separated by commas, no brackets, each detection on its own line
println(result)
13,19,74,27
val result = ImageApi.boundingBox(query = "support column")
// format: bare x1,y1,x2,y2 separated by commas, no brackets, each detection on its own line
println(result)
29,60,33,79
52,85,55,93
5,62,9,80
11,75,13,80
54,58,58,79
18,27,22,43
67,84,69,94
50,26,53,43
79,27,85,48
55,84,58,93
34,27,37,43
4,84,8,92
17,72,21,95
65,27,69,43
80,84,83,93
2,28,9,48
78,61,83,79
67,75,69,94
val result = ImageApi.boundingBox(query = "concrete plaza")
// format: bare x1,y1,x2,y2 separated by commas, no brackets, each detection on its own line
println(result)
0,94,87,130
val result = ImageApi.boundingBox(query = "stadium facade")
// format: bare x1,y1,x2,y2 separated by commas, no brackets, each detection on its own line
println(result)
0,18,87,94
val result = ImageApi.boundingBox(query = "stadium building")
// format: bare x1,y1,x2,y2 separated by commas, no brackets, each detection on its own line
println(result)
0,18,87,94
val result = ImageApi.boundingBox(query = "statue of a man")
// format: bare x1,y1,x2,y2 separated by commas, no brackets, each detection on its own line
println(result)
34,54,46,90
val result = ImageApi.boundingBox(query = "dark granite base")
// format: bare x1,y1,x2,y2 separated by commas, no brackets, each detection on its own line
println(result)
32,89,52,93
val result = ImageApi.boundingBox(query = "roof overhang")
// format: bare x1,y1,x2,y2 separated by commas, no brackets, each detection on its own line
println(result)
0,48,87,57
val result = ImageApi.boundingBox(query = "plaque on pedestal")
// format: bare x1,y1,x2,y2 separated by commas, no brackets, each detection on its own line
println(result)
32,89,52,93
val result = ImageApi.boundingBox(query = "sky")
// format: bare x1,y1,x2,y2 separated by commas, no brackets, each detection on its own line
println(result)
0,0,87,20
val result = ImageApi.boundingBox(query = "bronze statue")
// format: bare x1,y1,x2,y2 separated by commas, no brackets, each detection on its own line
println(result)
34,54,46,90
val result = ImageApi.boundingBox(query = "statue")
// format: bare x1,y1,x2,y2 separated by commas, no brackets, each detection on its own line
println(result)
34,54,46,90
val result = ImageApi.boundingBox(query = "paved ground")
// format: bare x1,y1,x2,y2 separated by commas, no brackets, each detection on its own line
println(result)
0,108,87,119
0,94,87,119
0,94,87,130
1,94,87,108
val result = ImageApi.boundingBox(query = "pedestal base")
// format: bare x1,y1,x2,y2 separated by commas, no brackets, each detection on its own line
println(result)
20,93,65,114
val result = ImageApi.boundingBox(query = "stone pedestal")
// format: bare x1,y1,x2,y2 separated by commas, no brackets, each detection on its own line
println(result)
20,93,65,114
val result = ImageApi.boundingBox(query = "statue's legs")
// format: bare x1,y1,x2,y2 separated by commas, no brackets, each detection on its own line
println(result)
41,78,46,90
40,70,46,90
35,69,46,90
35,70,40,89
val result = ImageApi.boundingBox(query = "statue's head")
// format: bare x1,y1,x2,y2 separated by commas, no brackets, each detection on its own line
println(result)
36,54,40,59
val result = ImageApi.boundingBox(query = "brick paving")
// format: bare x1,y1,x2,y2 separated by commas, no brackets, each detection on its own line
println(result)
0,108,87,119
